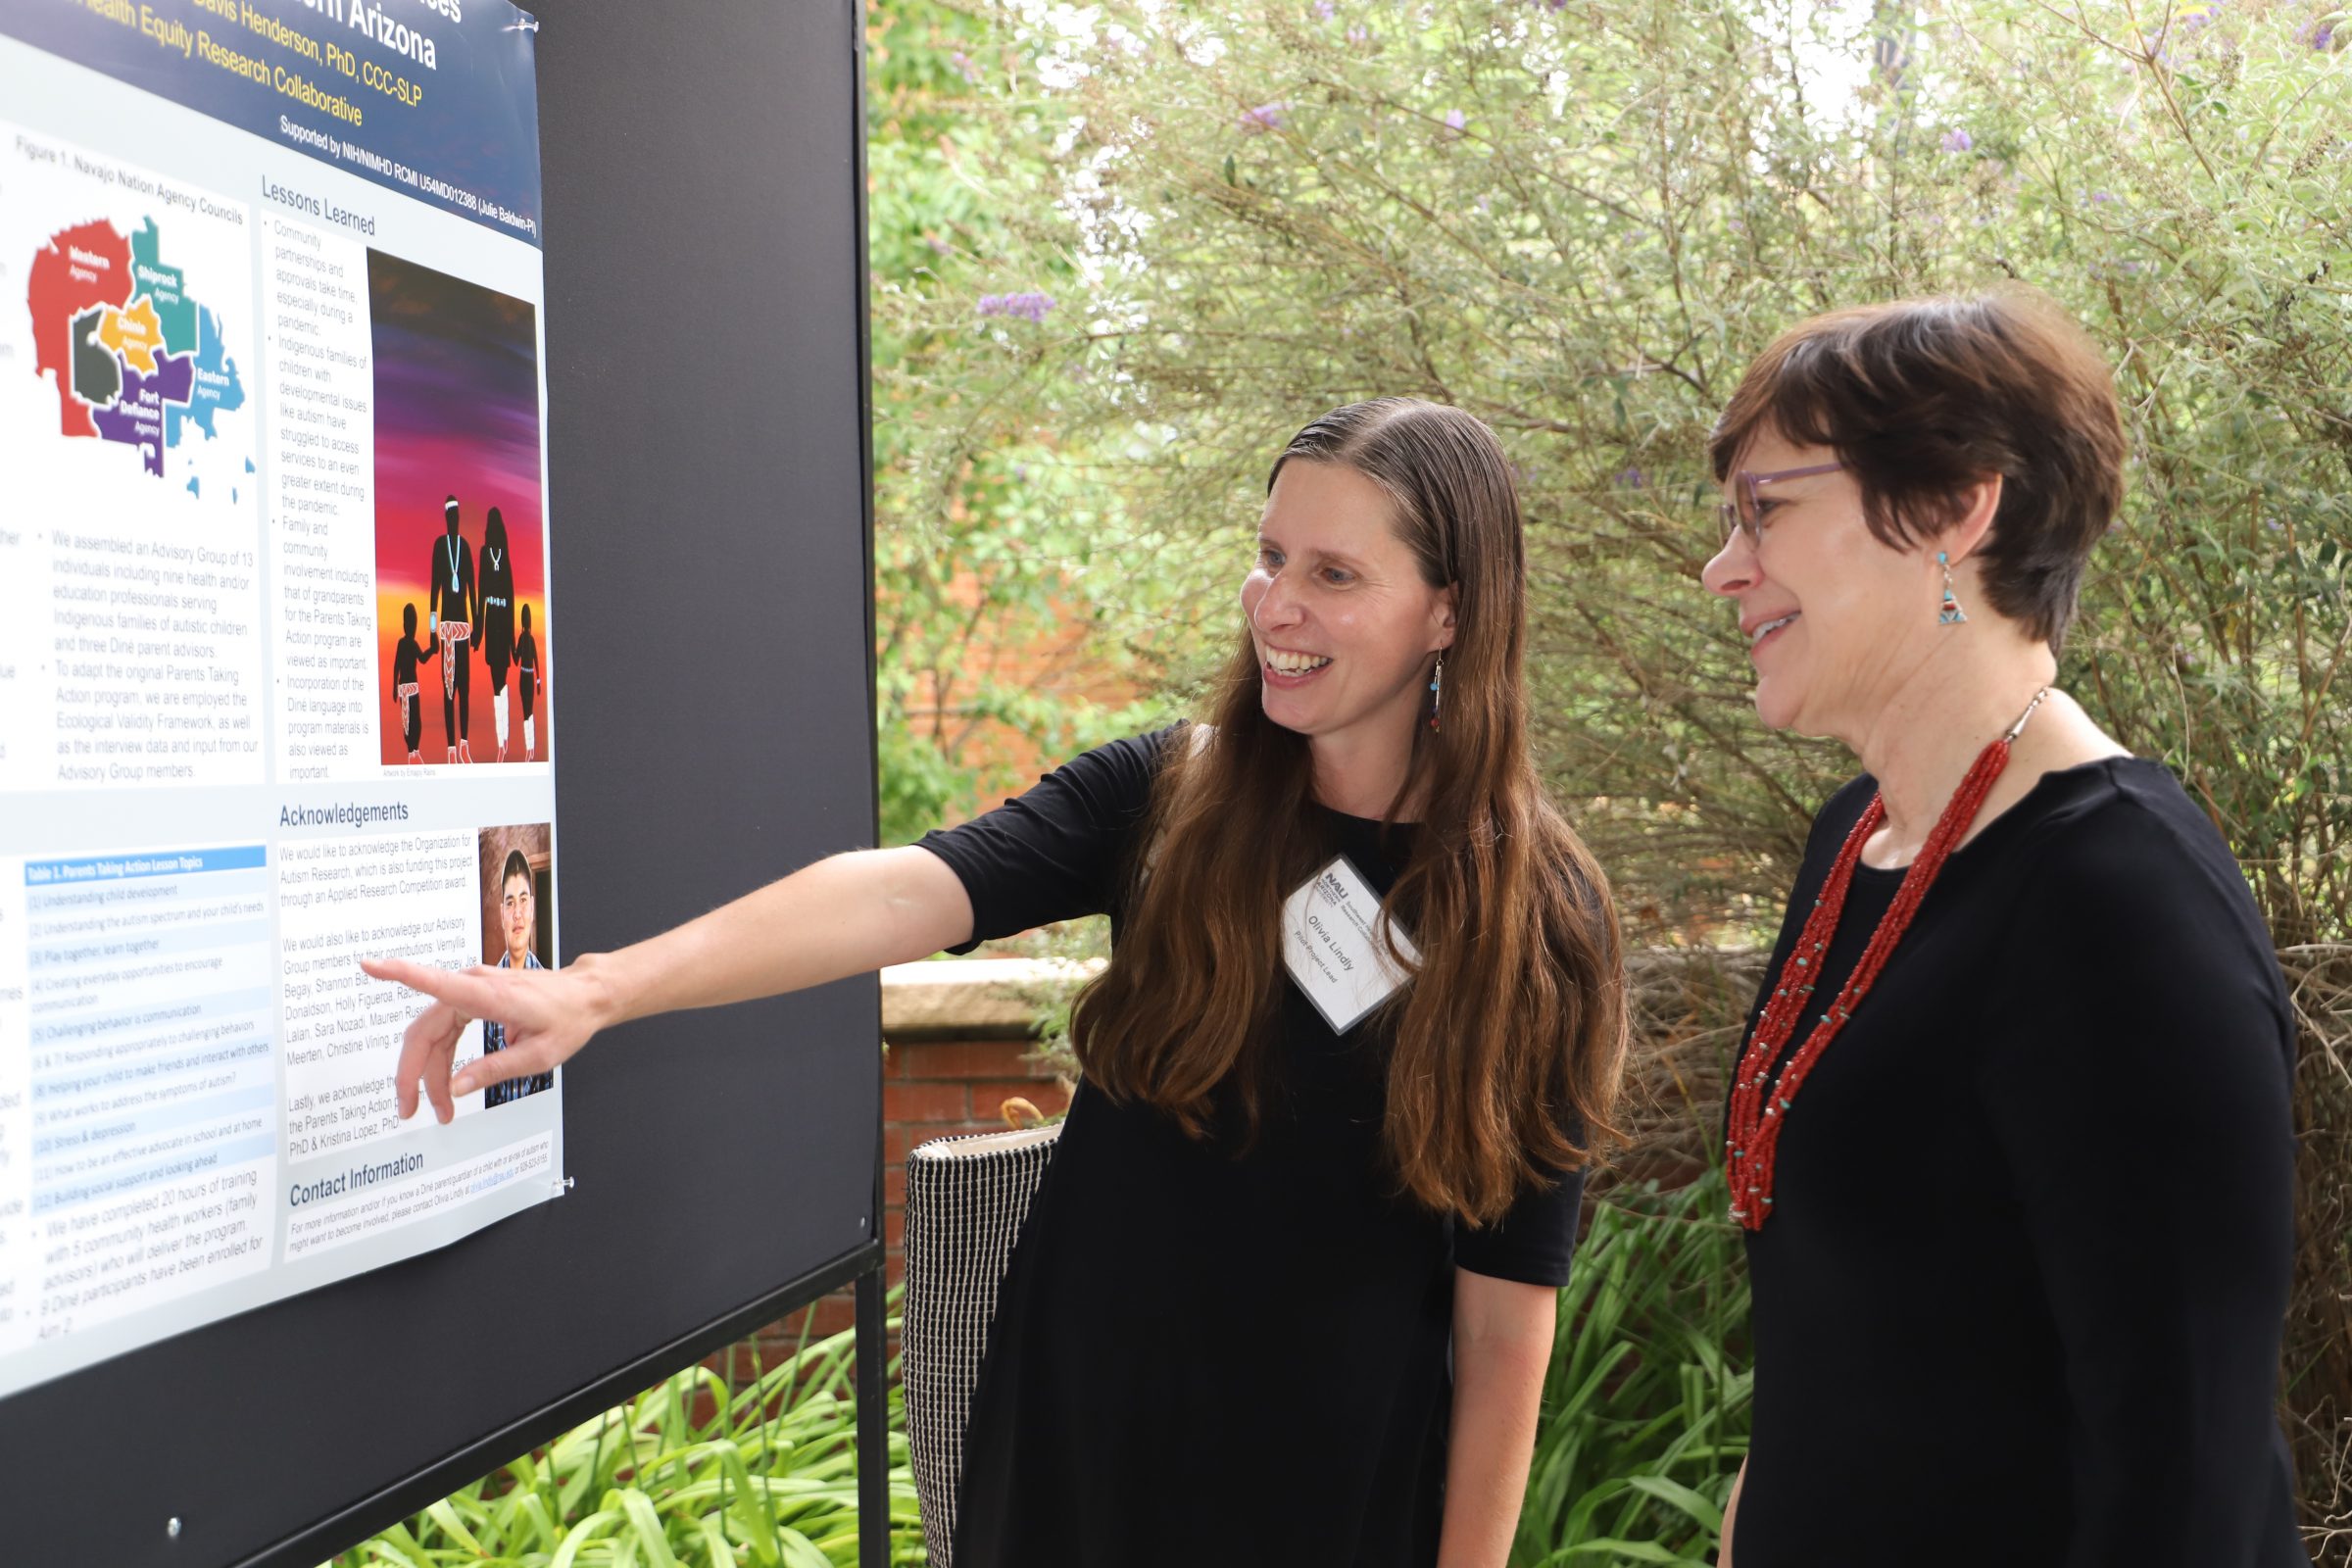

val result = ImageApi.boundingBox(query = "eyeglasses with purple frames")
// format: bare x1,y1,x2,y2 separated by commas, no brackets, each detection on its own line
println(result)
1717,461,1844,549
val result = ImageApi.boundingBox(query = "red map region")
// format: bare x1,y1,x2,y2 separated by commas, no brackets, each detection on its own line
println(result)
29,220,132,438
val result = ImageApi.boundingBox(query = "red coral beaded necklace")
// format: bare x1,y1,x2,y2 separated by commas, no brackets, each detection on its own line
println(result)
1726,687,2050,1230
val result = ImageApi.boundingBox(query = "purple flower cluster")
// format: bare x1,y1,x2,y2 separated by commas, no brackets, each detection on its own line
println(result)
1312,0,1335,18
1241,100,1290,132
2303,19,2337,48
1940,127,1974,154
1443,108,1467,133
977,291,1056,323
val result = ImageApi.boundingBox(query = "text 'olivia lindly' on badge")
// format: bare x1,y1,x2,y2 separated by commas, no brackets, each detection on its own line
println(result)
1280,855,1420,1034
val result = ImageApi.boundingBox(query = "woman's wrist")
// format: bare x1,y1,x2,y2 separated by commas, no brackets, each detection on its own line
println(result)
569,950,635,1032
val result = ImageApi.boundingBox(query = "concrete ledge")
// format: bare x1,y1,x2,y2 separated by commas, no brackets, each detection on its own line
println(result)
879,956,1104,1041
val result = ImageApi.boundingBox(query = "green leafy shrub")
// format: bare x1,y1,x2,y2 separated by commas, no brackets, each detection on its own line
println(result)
324,1322,923,1568
1522,1170,1752,1568
867,0,1179,839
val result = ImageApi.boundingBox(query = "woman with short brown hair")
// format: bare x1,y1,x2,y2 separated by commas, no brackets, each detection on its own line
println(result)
1702,290,2305,1566
370,397,1628,1566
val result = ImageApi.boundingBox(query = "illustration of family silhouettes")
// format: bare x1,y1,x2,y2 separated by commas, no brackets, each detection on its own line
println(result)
389,494,544,764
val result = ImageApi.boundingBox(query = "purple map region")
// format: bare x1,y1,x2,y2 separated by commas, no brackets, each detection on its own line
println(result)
90,351,195,478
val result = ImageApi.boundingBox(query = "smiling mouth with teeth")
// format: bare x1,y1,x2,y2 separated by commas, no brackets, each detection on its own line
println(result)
1750,612,1800,648
1263,648,1333,674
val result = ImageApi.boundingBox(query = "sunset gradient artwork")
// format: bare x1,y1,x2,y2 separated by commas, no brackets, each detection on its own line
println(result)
368,249,548,765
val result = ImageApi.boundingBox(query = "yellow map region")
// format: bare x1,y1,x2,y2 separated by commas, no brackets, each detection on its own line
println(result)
97,295,164,373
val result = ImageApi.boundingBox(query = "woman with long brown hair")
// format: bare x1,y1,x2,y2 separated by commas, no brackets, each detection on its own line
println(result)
367,397,1628,1567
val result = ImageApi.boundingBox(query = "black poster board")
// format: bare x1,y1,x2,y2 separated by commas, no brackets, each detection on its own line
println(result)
0,2,884,1562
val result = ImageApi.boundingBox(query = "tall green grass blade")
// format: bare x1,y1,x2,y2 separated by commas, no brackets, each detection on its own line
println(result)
699,1513,741,1568
1621,1475,1722,1534
548,1507,623,1568
615,1488,679,1568
773,1526,831,1568
420,1498,482,1555
1546,1537,1716,1566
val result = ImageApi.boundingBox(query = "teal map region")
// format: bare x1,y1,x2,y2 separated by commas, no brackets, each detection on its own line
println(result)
27,217,247,492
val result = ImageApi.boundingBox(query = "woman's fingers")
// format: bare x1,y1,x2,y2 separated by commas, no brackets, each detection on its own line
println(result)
369,958,505,1123
362,956,507,1018
368,956,590,1121
451,1033,550,1098
417,1018,460,1125
391,1000,468,1123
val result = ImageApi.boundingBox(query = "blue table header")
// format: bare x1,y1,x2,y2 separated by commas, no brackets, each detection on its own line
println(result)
26,844,270,885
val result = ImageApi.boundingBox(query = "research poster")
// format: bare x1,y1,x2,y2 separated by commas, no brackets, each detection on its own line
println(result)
0,0,563,1399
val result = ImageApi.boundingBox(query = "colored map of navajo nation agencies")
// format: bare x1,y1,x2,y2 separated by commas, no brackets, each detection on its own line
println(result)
28,217,248,493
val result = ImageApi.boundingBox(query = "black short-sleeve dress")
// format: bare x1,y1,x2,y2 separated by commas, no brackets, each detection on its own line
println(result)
1729,759,2306,1567
918,728,1586,1568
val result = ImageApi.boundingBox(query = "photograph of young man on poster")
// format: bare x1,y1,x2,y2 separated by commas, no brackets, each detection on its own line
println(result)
476,835,555,1107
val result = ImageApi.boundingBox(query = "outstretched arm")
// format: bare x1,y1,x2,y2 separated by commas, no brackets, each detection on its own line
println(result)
364,844,973,1123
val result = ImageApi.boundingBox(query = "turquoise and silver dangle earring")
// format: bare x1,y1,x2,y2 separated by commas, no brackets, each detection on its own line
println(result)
1428,654,1445,733
1937,552,1968,626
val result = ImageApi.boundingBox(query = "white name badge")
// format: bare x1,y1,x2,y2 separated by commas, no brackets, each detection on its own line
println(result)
1281,855,1419,1034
